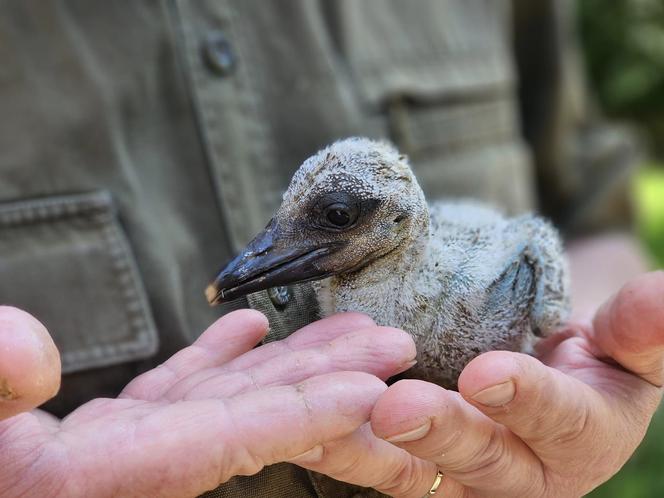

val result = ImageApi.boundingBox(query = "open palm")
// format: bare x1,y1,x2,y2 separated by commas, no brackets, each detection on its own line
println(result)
0,309,415,498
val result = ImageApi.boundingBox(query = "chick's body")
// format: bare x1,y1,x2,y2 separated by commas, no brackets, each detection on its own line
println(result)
208,137,570,388
316,201,568,387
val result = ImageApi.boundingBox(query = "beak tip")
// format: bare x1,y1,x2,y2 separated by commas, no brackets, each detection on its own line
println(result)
205,284,220,305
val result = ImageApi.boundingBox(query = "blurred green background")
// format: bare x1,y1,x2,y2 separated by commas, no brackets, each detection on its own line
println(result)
579,0,664,496
587,167,664,498
579,0,664,158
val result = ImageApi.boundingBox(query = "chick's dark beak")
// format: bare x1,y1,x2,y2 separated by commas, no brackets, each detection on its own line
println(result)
205,219,341,305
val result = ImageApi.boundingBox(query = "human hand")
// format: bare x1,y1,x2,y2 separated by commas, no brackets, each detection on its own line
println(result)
0,307,415,497
291,271,664,497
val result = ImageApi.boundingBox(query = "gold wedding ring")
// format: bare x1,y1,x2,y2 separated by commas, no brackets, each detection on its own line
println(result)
426,470,444,495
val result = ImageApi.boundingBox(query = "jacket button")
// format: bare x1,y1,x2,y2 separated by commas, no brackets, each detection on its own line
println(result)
202,31,237,76
268,286,291,309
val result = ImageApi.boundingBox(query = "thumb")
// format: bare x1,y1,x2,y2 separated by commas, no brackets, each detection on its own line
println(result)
592,271,664,386
0,306,61,419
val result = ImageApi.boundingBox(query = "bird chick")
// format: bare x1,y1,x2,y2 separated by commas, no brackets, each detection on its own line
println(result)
206,138,569,387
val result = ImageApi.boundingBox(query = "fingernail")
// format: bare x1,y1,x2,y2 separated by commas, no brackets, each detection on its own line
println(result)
288,445,324,464
385,419,431,443
471,380,515,407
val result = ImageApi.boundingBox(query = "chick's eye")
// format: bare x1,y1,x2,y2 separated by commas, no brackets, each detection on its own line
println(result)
327,206,350,226
323,203,355,228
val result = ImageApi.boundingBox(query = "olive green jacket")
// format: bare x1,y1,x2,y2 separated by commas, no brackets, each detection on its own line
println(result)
0,1,636,496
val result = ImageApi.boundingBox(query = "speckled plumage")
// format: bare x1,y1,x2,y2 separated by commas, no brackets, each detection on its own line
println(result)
282,138,570,387
209,137,570,387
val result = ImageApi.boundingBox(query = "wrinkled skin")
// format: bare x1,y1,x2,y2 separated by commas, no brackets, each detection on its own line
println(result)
292,271,664,498
0,308,415,497
1,271,663,498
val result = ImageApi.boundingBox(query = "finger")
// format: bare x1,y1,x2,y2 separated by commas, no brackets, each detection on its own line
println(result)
121,309,269,400
592,271,664,386
0,307,61,419
80,372,387,497
289,424,439,498
225,311,376,371
122,311,374,400
164,326,416,401
457,351,641,478
371,379,545,497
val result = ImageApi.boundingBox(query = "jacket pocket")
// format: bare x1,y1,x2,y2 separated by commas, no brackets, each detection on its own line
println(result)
334,0,537,213
0,190,158,374
383,94,536,214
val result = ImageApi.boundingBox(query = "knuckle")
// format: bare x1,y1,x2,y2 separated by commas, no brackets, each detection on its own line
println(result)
378,457,429,497
421,393,479,461
451,428,547,497
424,425,465,463
460,427,511,480
414,396,467,462
325,442,365,476
549,402,591,447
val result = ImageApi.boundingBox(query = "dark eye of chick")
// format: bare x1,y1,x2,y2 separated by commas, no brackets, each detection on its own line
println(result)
327,207,350,226
322,203,356,229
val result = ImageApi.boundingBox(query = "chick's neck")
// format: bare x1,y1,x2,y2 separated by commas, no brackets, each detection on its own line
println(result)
321,210,430,324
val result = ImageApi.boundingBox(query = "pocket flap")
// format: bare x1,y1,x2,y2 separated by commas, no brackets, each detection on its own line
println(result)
0,191,159,374
335,0,515,106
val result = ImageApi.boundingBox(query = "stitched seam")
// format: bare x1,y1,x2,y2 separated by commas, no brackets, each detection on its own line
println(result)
0,191,157,372
398,99,518,154
0,192,113,227
354,49,513,74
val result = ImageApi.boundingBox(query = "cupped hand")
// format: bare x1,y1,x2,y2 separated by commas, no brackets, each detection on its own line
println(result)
293,271,664,498
0,307,416,498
